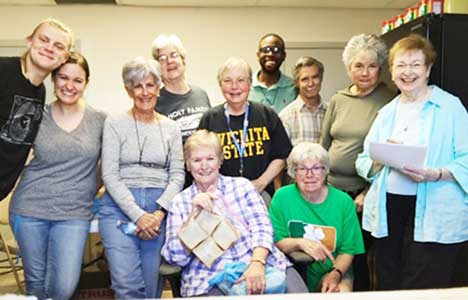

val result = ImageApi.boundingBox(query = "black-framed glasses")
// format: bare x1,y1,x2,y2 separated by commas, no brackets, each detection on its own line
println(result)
259,46,284,54
295,165,326,176
157,52,180,62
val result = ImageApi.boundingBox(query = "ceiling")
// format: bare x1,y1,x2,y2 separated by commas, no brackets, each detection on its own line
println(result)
0,0,418,9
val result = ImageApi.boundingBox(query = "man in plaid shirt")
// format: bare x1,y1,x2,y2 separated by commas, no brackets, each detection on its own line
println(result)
279,56,327,146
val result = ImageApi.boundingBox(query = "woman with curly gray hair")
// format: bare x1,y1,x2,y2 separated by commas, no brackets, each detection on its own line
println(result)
319,34,396,291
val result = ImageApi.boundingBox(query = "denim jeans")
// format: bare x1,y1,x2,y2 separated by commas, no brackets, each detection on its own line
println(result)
98,188,165,299
9,214,90,300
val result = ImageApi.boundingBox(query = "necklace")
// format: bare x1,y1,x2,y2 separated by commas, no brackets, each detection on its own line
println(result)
131,110,168,168
393,99,425,140
132,109,148,165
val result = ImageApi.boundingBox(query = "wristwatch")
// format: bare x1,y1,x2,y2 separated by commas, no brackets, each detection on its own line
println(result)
329,267,343,281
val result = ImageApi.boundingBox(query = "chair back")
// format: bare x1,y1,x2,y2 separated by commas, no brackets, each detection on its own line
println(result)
0,194,11,225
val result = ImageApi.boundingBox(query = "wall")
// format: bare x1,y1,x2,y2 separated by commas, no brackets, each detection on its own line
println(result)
0,5,399,114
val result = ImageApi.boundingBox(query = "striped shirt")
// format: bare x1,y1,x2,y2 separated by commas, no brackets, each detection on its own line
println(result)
161,175,291,296
279,97,327,145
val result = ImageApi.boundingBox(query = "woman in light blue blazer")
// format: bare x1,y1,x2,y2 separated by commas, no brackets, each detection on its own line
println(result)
356,34,467,291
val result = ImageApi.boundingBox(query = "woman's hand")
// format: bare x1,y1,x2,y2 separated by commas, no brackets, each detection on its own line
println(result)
153,209,166,230
135,212,160,240
401,167,441,182
235,261,266,295
321,270,341,293
299,238,335,263
192,191,218,212
251,178,267,193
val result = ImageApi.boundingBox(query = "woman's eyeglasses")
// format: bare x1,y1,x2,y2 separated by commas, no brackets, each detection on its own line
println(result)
157,52,180,63
295,165,326,176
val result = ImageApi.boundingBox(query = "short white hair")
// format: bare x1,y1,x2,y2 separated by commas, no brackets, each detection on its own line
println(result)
342,34,388,69
217,57,252,86
151,34,187,62
287,142,329,178
122,57,161,89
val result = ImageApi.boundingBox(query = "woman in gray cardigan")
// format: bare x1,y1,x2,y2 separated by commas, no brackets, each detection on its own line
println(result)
98,57,185,299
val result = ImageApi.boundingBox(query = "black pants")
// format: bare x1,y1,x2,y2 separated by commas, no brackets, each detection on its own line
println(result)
374,193,463,290
345,189,372,291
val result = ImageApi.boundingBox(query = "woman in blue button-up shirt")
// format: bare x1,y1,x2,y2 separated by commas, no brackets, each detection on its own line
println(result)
356,34,468,290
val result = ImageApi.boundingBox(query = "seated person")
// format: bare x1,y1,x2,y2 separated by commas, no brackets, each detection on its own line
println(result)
269,142,365,292
162,129,308,297
98,57,184,299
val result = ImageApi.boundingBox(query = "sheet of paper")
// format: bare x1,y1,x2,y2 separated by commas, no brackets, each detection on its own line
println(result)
369,142,427,169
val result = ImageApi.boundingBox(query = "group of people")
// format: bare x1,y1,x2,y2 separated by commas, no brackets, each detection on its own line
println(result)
0,17,467,300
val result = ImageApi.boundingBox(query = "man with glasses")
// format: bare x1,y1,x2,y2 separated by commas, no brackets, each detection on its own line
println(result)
249,33,297,113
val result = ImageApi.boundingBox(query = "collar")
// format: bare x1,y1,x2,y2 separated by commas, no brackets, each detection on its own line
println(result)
381,85,444,117
424,85,444,108
252,70,290,88
190,175,227,195
339,82,384,98
292,95,325,112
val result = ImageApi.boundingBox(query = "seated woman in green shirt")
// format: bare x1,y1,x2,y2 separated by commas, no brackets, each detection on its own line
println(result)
269,142,364,292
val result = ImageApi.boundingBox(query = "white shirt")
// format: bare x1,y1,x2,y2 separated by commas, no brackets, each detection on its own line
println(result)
386,99,426,195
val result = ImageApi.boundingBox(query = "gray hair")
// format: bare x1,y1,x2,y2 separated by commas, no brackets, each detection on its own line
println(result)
151,34,187,62
342,34,388,69
287,142,329,178
122,57,161,89
292,56,325,85
217,57,252,86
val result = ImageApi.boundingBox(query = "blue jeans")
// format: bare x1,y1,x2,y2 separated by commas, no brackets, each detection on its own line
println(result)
9,214,89,300
98,188,165,299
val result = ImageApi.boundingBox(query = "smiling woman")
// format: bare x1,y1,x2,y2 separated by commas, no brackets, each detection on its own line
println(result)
98,57,185,299
269,142,365,293
151,34,211,145
9,52,107,300
198,57,292,197
49,52,90,131
162,129,308,297
356,34,468,291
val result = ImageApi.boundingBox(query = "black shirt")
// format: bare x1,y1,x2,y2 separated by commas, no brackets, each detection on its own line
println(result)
156,85,211,143
198,101,292,196
0,57,45,200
